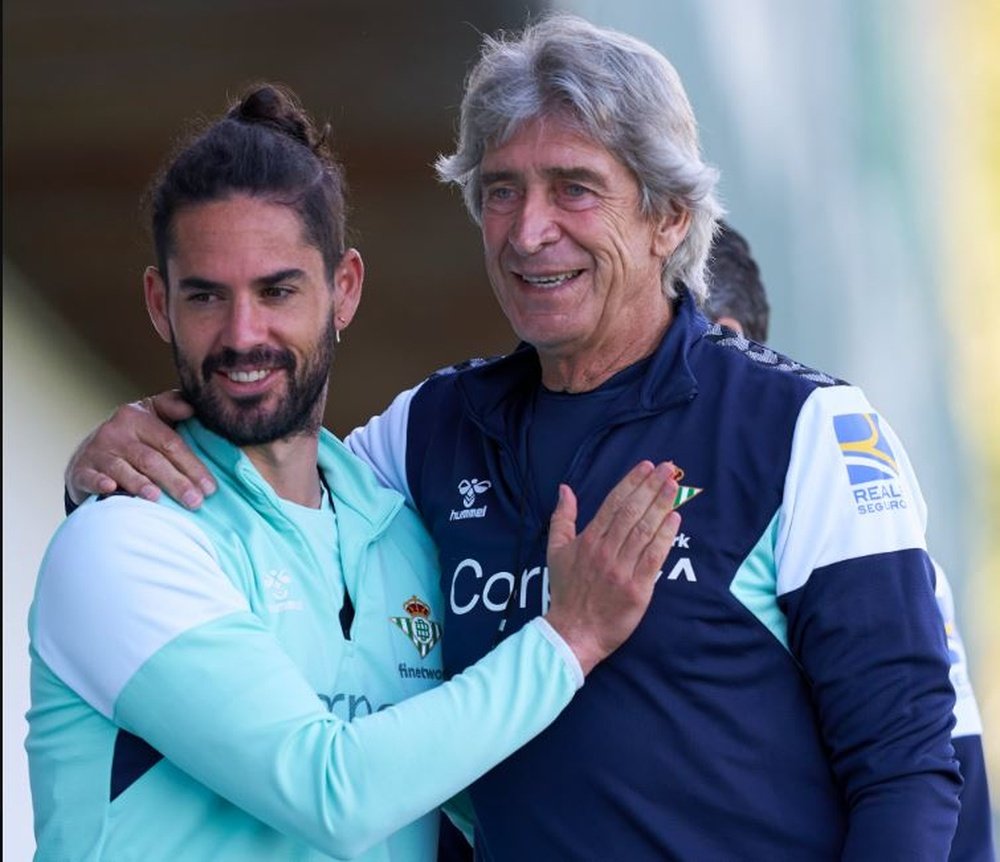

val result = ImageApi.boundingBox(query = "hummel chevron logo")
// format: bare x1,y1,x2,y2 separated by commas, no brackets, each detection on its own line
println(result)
458,478,491,508
450,477,492,522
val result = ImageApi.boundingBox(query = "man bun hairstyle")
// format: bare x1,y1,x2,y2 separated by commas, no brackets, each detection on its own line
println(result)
150,82,348,282
436,13,723,303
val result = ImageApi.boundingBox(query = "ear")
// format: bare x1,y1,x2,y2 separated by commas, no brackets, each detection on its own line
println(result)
144,266,172,343
331,248,364,333
651,207,691,259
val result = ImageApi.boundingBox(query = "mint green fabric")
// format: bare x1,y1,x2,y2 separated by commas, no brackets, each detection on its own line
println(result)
28,420,578,860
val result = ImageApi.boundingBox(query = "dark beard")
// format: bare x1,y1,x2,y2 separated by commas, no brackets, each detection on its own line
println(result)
172,314,335,446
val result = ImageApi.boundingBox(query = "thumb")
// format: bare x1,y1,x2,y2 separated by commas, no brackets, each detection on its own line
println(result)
548,484,578,555
151,390,195,423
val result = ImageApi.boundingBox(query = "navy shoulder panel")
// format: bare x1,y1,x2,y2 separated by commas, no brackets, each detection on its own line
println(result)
428,356,496,380
704,324,846,388
65,487,135,517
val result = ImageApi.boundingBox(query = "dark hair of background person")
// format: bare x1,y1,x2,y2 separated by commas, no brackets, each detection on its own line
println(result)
704,221,770,343
149,83,348,283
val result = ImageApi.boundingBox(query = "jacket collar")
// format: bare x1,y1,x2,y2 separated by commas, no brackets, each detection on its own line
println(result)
180,419,403,538
456,287,708,439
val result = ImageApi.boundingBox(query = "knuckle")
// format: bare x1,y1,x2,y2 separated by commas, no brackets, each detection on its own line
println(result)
133,448,164,474
631,518,656,541
618,501,642,523
590,544,614,572
114,404,139,422
638,545,668,572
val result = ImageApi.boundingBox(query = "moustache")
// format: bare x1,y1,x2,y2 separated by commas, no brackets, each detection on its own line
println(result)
201,346,296,378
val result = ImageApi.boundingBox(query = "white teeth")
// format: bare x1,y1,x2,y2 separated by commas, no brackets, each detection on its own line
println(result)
227,369,269,383
522,270,581,287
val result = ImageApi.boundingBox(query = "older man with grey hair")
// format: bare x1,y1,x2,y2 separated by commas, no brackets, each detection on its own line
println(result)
67,14,964,860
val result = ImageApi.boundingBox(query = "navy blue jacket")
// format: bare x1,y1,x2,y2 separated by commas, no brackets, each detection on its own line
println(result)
349,292,977,860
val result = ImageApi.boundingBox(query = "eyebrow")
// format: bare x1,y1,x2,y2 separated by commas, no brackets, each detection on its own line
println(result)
480,170,517,187
547,166,608,189
177,268,307,292
479,167,608,189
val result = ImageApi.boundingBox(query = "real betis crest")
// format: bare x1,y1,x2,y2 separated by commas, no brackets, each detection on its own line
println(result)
670,465,703,510
390,595,442,658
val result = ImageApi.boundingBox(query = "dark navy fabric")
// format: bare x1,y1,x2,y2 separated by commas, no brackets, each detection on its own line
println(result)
951,736,996,862
110,729,163,801
403,292,963,860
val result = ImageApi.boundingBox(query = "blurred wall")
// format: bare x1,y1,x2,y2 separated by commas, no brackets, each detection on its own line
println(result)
2,267,135,859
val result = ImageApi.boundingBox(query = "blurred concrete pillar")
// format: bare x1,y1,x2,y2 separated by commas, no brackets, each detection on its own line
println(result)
2,266,133,859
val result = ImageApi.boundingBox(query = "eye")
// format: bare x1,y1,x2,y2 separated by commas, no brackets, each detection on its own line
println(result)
185,291,219,305
261,284,295,301
483,184,520,213
557,181,596,209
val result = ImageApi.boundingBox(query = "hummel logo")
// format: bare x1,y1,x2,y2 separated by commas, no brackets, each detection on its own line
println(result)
263,569,291,601
450,478,492,522
263,569,303,613
458,478,491,508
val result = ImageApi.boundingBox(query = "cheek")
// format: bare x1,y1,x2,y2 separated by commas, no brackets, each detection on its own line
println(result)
480,217,509,258
168,315,218,361
594,215,656,274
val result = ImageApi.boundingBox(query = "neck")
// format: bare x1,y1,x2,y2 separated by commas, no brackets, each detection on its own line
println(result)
242,432,323,508
538,303,673,393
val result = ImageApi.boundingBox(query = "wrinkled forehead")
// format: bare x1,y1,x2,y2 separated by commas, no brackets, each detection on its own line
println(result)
479,112,640,200
486,107,606,159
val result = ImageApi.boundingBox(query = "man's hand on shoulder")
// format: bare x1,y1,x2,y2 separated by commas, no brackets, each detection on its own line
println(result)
65,390,215,509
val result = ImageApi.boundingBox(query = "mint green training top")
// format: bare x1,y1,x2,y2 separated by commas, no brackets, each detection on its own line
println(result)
27,420,581,860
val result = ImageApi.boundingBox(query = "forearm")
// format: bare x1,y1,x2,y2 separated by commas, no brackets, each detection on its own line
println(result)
841,773,961,860
785,553,961,856
117,616,578,859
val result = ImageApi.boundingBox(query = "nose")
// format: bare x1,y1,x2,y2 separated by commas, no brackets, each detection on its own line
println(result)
508,189,560,256
220,293,268,351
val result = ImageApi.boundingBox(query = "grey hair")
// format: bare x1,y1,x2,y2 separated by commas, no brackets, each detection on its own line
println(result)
435,13,723,302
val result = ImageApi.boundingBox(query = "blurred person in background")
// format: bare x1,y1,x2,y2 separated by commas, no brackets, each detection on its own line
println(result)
64,15,967,860
27,81,682,861
702,220,770,343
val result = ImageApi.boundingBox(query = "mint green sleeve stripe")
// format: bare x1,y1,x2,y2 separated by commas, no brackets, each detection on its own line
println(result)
442,790,477,845
115,615,576,859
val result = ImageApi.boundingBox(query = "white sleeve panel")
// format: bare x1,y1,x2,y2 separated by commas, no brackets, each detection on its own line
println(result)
343,383,423,505
933,561,984,737
31,496,249,719
776,386,928,597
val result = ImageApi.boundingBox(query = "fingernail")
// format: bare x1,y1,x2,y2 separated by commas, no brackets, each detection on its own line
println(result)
200,478,217,495
181,490,203,509
139,485,159,502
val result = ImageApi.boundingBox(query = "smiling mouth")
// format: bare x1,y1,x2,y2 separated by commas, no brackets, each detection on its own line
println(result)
519,270,584,288
225,369,272,383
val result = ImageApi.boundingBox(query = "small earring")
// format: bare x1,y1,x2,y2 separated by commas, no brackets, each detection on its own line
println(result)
334,328,341,344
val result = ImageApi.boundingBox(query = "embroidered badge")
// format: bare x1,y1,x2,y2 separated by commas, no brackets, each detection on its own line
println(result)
670,465,703,510
390,595,442,658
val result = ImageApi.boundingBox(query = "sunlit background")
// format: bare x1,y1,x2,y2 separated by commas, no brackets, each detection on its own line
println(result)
4,0,997,856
